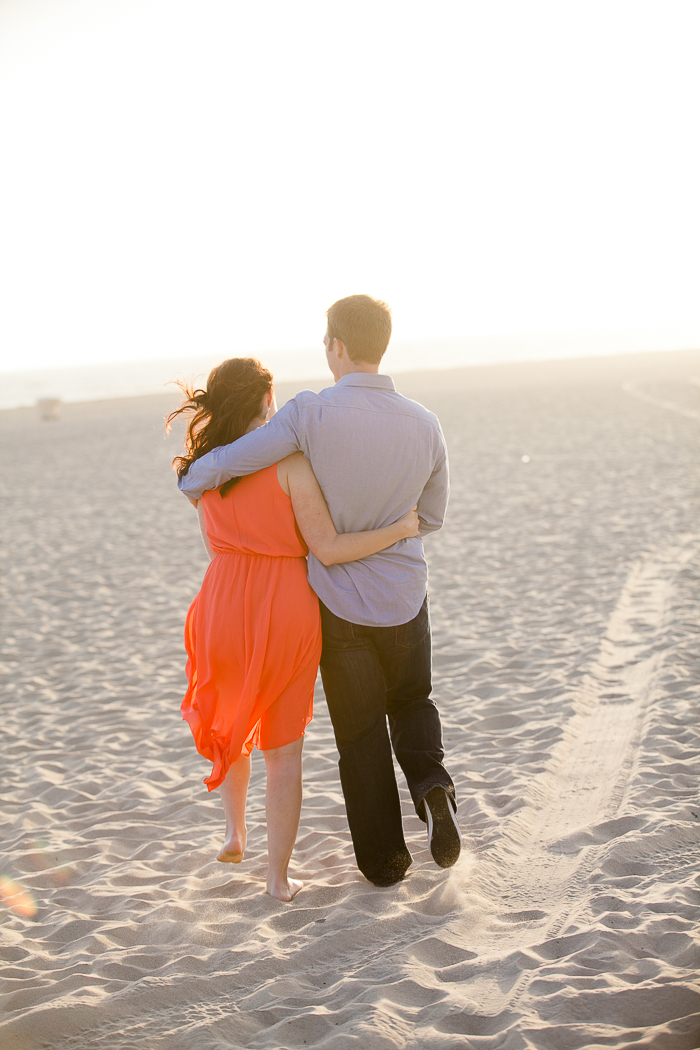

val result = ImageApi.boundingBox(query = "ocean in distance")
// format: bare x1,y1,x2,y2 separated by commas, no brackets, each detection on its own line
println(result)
0,331,691,411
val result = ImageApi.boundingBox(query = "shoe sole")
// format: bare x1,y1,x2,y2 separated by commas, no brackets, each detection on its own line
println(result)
425,787,462,868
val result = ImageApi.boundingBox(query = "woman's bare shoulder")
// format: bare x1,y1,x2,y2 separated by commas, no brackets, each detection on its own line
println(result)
278,451,306,468
276,451,308,495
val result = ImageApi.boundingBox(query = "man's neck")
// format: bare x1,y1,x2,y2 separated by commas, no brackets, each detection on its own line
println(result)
335,361,380,380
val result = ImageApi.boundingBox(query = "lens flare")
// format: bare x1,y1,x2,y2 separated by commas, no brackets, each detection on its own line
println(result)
0,876,38,919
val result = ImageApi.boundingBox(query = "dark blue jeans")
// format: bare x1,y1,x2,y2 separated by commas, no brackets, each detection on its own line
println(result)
319,596,455,885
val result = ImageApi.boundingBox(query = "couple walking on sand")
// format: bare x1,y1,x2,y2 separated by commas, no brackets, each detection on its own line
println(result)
170,295,460,901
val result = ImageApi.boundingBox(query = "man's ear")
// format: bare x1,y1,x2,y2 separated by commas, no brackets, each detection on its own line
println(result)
334,338,348,358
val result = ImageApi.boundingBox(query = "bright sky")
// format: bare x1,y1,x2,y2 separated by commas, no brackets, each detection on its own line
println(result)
1,0,699,372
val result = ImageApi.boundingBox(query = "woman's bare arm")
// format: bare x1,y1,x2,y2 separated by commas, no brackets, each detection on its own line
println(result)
194,499,216,561
277,453,419,566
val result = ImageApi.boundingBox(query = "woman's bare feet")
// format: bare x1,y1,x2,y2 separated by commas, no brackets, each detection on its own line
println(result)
263,739,304,902
218,755,251,863
217,829,246,863
266,877,303,902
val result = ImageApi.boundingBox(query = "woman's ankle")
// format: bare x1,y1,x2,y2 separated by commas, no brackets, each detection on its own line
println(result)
225,825,246,848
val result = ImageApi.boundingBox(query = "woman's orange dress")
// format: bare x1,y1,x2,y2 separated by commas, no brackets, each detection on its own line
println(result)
182,464,322,791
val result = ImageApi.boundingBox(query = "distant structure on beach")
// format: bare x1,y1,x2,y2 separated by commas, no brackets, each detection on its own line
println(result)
37,398,61,421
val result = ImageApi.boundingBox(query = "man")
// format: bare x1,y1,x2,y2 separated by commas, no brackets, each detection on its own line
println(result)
178,295,460,886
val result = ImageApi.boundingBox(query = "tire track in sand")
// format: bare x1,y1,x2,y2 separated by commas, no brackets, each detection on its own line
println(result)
441,536,698,1017
622,379,700,420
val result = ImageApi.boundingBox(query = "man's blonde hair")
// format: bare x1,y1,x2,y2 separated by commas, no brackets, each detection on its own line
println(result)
326,295,392,365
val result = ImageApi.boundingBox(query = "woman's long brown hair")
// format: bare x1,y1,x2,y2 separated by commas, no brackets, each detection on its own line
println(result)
166,358,273,489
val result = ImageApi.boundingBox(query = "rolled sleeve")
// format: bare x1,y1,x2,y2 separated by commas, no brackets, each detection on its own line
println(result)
177,399,302,500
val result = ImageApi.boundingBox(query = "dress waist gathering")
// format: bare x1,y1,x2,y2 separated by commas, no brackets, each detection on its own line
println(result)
211,548,307,560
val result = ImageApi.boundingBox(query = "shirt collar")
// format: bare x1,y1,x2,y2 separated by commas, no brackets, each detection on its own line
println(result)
335,372,396,391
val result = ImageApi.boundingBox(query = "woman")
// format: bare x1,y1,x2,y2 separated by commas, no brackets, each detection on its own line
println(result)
167,358,419,902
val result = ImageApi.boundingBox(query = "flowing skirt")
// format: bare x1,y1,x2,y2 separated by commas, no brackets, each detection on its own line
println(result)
182,551,322,791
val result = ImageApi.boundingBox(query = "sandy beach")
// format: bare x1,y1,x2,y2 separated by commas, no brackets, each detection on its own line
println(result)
1,349,699,1050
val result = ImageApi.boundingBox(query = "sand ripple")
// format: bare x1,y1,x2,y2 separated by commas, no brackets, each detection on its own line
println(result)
1,355,699,1048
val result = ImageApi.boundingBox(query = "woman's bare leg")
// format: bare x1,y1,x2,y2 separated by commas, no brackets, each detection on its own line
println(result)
217,753,251,862
263,737,304,901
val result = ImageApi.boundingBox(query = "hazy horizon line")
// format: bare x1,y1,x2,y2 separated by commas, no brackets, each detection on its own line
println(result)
2,327,699,378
